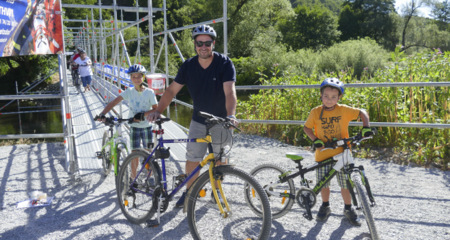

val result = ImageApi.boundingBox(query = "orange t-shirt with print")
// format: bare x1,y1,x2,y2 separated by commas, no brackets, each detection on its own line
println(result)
304,104,360,162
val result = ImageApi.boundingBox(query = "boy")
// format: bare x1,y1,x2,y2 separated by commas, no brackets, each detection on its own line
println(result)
97,64,157,152
303,77,373,226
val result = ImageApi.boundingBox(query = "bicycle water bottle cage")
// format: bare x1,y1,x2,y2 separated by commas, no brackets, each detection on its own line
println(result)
155,147,171,159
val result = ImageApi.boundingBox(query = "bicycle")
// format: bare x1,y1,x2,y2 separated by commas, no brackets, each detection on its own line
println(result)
94,115,132,177
247,131,379,240
71,68,80,86
116,111,272,240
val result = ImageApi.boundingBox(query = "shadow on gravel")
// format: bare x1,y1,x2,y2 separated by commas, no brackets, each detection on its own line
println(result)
0,145,16,210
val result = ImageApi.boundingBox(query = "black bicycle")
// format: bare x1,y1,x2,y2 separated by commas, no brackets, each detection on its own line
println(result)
71,68,80,86
246,131,379,240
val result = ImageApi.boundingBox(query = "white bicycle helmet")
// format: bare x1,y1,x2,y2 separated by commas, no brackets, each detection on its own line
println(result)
192,24,217,40
127,64,146,74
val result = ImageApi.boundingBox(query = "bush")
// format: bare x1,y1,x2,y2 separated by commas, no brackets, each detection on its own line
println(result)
318,38,389,79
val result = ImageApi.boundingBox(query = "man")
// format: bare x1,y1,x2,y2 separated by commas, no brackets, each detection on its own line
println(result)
147,24,238,208
74,49,93,92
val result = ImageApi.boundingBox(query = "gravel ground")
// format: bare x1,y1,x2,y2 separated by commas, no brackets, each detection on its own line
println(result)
0,134,449,240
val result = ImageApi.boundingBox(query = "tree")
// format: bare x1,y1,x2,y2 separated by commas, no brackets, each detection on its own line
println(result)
279,5,341,50
291,0,344,15
430,0,450,30
399,0,426,50
338,0,398,50
228,0,295,57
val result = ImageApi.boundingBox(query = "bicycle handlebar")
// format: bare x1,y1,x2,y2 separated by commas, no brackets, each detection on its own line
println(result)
94,115,134,126
320,128,377,151
198,111,241,132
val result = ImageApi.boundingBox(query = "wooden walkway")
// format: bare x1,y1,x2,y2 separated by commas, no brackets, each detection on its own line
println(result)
68,74,188,175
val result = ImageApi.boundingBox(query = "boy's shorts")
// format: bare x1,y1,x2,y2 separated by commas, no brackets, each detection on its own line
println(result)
130,126,153,150
316,159,349,189
186,120,233,162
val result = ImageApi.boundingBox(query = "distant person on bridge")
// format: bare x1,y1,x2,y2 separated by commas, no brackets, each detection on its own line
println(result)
303,77,373,226
74,49,93,92
147,24,238,208
97,64,158,154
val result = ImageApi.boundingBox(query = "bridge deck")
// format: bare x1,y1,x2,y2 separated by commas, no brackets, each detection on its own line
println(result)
68,74,188,175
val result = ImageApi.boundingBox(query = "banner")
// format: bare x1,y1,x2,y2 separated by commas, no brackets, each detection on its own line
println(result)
0,0,63,56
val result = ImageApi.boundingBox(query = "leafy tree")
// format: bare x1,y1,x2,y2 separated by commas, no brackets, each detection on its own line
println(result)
228,0,295,57
399,0,426,50
430,0,450,30
338,0,398,50
291,0,344,15
278,4,341,50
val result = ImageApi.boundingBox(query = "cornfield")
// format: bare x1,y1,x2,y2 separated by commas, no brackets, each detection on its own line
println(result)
237,49,449,169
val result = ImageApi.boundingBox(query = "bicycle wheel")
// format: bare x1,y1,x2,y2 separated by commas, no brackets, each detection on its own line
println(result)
116,151,161,224
101,131,112,176
187,165,272,240
352,173,379,240
248,164,295,219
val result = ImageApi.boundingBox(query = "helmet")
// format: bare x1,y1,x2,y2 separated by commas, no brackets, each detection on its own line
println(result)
320,78,344,95
192,24,217,40
127,64,146,74
78,48,85,54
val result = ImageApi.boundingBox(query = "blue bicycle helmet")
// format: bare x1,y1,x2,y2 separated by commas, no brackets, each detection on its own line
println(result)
127,64,146,74
320,78,345,95
192,24,217,40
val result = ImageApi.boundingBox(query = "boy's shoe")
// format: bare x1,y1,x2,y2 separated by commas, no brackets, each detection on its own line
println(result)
316,206,331,221
175,191,187,208
344,208,362,226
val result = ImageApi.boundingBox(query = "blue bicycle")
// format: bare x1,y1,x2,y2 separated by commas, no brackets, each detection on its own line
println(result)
115,112,272,240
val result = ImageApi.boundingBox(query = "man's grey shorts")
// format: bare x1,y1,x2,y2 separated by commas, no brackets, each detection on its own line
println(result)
186,120,233,162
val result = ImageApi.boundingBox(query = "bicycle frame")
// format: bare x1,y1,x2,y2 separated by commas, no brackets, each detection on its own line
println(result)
101,128,128,175
131,124,231,217
97,119,129,176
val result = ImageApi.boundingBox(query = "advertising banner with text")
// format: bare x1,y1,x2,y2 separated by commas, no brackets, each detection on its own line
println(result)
0,0,63,56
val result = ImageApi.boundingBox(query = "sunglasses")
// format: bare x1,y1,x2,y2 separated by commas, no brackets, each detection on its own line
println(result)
195,40,213,47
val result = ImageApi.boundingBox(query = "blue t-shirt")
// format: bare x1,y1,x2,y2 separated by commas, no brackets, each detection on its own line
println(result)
174,52,236,124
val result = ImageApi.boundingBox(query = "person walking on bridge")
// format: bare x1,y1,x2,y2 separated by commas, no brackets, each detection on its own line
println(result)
147,24,238,208
74,49,93,92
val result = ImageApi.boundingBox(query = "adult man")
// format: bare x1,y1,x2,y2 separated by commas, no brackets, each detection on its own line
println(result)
74,49,93,92
147,24,238,208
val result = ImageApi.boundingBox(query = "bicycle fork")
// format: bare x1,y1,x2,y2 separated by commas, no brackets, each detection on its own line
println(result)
208,162,231,217
348,167,376,208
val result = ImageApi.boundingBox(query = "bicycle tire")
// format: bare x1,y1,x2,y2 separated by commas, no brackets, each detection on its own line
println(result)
116,151,161,224
187,165,272,240
101,131,112,176
248,164,295,219
352,173,379,240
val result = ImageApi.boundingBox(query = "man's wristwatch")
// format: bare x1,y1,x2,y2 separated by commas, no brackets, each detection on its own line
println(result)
227,115,236,119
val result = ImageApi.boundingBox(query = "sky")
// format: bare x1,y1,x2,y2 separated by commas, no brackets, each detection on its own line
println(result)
394,0,443,18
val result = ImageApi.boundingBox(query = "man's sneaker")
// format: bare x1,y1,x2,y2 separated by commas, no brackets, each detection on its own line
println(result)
316,205,331,221
175,191,187,208
344,208,362,226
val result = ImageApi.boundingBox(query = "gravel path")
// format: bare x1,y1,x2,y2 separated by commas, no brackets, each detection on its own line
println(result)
0,134,449,240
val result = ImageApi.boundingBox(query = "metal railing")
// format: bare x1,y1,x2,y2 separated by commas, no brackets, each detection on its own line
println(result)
174,82,450,129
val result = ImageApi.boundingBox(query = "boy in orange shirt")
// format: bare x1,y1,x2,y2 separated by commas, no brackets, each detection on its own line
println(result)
304,78,373,226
